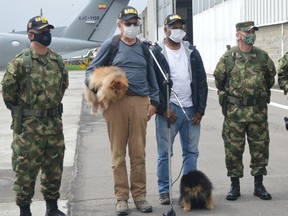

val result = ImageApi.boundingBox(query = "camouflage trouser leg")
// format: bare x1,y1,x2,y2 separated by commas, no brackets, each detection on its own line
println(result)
222,118,269,178
246,121,269,176
12,132,65,206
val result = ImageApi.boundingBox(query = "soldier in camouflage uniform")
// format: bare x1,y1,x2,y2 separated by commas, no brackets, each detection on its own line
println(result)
1,16,68,216
278,53,288,94
214,21,276,201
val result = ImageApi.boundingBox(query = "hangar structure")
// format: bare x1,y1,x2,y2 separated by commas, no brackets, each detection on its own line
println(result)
140,0,288,74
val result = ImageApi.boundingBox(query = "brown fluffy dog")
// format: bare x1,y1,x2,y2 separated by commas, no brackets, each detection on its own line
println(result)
179,170,214,212
84,66,128,113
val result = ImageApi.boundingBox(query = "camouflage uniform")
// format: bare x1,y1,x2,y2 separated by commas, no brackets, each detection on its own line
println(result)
214,45,276,178
278,52,288,94
1,47,69,206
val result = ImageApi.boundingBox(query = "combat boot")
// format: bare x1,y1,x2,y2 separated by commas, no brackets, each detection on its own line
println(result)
19,204,32,216
45,199,67,216
254,175,272,200
226,177,241,201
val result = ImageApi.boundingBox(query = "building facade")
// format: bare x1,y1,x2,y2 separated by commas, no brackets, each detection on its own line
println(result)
141,0,288,74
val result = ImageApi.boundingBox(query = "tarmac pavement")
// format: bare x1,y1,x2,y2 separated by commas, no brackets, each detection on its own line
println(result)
1,70,288,215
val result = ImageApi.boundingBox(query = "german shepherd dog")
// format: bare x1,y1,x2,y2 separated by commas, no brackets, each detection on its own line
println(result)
179,170,214,212
84,66,128,113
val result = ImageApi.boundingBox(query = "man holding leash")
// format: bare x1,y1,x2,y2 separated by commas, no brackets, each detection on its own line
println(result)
85,6,159,216
214,21,276,201
151,14,208,205
1,16,68,216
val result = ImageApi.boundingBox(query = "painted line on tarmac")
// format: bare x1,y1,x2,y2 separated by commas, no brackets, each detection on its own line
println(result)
269,102,288,110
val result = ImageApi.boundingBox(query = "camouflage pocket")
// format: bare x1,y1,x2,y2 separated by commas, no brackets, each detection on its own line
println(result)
259,92,269,108
12,106,23,134
218,91,228,116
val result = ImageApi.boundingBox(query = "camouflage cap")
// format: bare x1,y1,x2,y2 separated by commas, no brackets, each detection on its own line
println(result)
27,16,54,32
236,21,258,32
118,6,141,21
164,14,185,26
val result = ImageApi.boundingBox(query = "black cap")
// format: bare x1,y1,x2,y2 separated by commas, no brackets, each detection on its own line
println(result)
27,16,54,32
118,6,140,21
164,14,185,26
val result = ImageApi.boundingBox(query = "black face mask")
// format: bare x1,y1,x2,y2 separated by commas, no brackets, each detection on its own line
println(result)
32,31,52,46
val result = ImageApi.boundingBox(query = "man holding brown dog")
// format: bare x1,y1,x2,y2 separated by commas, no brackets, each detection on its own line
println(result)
85,6,159,216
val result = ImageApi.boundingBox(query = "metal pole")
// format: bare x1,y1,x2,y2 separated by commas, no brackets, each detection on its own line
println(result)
191,0,194,45
173,0,176,14
148,47,190,121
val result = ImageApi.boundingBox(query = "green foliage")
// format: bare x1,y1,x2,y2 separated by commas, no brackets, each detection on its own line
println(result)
65,64,85,71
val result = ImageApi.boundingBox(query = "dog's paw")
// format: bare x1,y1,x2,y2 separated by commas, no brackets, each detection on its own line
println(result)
207,205,214,210
206,202,214,210
183,207,190,212
90,108,98,114
182,201,191,212
101,101,109,110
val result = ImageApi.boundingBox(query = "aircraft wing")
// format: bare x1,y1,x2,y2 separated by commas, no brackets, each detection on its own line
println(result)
0,0,130,69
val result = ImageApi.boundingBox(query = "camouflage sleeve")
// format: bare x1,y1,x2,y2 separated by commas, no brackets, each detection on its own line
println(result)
213,53,227,91
59,53,69,93
278,53,288,94
63,68,69,92
54,52,69,95
265,55,276,89
1,58,22,106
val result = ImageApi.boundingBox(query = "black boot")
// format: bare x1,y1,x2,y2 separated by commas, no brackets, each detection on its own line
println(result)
19,204,32,216
45,199,67,216
226,177,241,201
254,175,272,200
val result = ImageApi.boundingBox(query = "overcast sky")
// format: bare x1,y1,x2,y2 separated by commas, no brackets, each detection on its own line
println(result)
0,0,148,33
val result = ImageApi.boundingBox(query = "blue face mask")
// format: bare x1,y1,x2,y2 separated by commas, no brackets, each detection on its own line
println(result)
32,31,52,46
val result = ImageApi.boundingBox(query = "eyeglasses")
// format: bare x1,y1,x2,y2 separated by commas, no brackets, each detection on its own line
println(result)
122,21,140,27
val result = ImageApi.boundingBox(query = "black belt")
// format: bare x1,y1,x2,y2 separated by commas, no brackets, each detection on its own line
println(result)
227,96,259,106
23,104,63,117
126,91,140,96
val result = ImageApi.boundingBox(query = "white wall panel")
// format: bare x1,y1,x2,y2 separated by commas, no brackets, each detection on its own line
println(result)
245,0,288,25
194,0,241,74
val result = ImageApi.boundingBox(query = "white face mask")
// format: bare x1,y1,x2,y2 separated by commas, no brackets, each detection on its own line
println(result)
123,25,139,39
169,29,186,43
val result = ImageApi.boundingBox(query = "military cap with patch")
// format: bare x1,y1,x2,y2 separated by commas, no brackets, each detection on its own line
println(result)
236,21,258,32
27,16,54,32
118,6,140,21
164,14,185,26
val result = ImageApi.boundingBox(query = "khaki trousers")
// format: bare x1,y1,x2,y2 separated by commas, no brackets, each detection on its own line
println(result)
103,95,149,201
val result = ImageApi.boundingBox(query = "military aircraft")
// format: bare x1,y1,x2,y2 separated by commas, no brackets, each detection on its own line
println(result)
0,0,129,69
